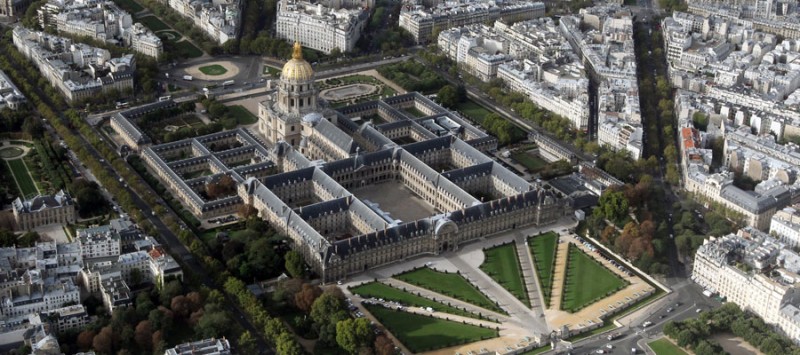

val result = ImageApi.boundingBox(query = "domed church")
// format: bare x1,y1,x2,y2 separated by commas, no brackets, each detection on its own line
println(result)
258,42,336,146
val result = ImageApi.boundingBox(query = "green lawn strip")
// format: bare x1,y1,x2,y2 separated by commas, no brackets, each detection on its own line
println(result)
648,338,689,355
227,105,258,125
528,232,558,307
364,304,498,353
480,243,530,307
511,151,548,172
455,99,492,124
520,346,550,355
263,65,281,76
137,16,169,31
6,159,39,197
174,41,203,58
394,268,506,314
199,64,228,76
350,282,486,320
561,244,628,313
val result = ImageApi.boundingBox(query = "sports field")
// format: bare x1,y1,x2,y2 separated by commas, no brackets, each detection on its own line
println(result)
350,282,482,319
6,159,38,197
561,244,627,312
480,243,529,306
364,305,498,353
529,232,558,307
395,268,505,314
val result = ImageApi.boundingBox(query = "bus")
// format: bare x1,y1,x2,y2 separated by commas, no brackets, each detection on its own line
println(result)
115,101,129,109
158,95,172,101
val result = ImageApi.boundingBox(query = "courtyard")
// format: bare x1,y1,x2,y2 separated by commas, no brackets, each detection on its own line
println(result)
351,181,438,222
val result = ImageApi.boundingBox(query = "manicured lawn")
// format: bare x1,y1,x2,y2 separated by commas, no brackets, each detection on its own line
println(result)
480,244,529,307
227,105,258,125
350,282,483,320
199,64,228,76
157,30,182,43
511,151,548,172
114,0,144,12
649,338,689,355
394,268,505,314
529,232,558,307
6,159,38,197
174,41,203,58
137,16,169,31
364,305,498,353
263,65,281,76
455,99,492,124
561,244,628,312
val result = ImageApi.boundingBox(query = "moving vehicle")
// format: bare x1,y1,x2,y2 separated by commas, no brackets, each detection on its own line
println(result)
183,75,193,81
222,80,235,87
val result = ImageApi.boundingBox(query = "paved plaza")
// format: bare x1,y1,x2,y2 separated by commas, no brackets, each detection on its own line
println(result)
351,181,439,222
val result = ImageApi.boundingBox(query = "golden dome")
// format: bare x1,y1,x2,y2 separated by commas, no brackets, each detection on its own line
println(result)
281,42,314,82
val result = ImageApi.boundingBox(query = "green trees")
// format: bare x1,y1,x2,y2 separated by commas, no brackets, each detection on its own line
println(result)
285,251,306,278
70,180,109,217
275,332,304,355
598,190,629,224
336,318,375,354
436,85,460,108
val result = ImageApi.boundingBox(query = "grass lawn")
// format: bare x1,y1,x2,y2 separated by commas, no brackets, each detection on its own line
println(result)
263,65,281,76
113,0,144,12
394,268,505,314
455,100,492,124
364,305,498,353
157,30,182,43
227,105,258,125
199,64,229,76
6,159,38,197
350,282,484,320
137,16,169,31
529,232,558,307
480,244,530,307
561,244,628,312
174,41,203,58
649,338,688,355
511,151,548,172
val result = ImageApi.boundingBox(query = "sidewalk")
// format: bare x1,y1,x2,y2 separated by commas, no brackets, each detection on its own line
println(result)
515,235,545,315
549,241,570,310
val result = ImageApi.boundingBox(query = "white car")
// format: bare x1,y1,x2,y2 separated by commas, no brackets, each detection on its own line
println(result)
642,321,653,327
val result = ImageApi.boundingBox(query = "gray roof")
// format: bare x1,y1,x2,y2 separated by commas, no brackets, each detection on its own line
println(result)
720,184,791,214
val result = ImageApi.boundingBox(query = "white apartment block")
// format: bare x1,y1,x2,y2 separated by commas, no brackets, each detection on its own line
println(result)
166,0,240,44
100,276,131,314
12,26,135,103
693,230,800,345
165,338,232,355
275,0,369,54
77,224,121,259
400,0,544,43
438,18,591,130
771,205,800,249
37,0,163,58
0,270,80,320
0,70,26,110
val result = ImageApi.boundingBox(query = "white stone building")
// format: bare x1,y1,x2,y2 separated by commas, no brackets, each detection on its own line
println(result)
275,0,369,54
11,190,76,231
0,70,26,110
770,205,800,249
166,0,240,44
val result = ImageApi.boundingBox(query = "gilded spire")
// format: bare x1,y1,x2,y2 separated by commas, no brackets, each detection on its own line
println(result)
292,42,303,60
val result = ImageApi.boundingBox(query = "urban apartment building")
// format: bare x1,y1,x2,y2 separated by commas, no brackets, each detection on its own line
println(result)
0,70,26,110
165,0,240,44
12,26,135,103
437,18,591,130
399,0,544,43
686,0,800,39
0,270,81,320
275,0,369,54
165,338,232,355
692,228,800,345
770,205,800,249
143,44,569,282
37,0,163,58
560,5,642,159
11,190,76,231
0,0,32,16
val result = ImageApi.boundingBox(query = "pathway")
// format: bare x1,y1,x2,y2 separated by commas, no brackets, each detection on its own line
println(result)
449,250,549,335
326,69,407,95
515,234,545,315
381,278,509,323
549,241,570,310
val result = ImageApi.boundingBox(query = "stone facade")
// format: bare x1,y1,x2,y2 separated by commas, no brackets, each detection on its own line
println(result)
12,190,76,231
